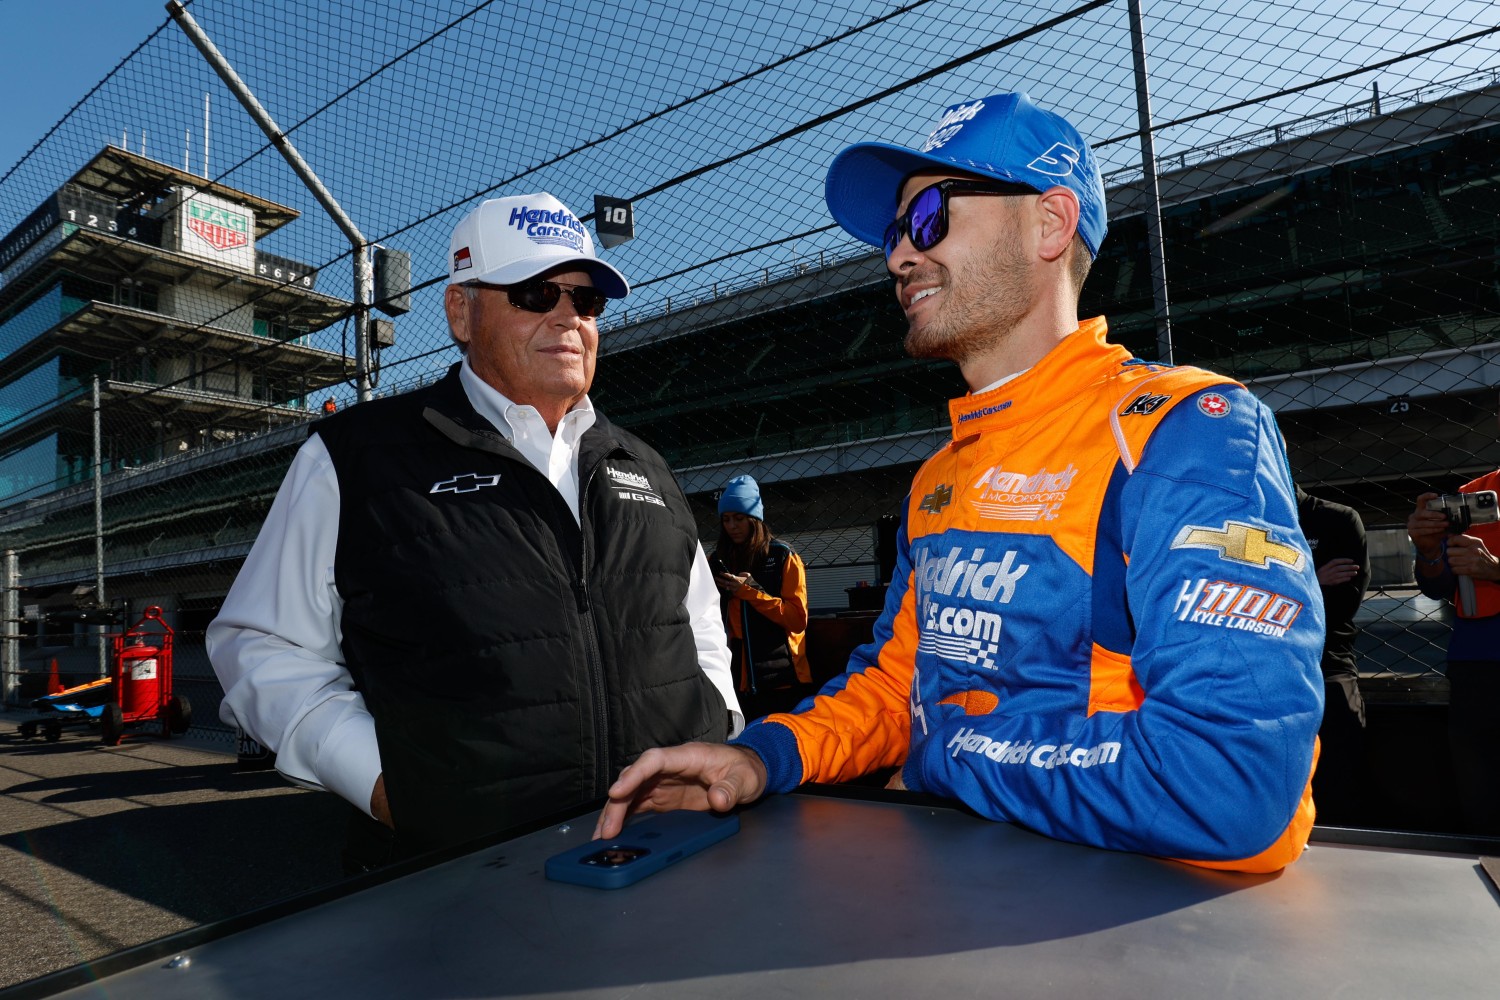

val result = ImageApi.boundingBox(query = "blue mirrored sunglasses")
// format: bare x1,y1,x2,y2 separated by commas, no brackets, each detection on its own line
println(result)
882,179,1037,258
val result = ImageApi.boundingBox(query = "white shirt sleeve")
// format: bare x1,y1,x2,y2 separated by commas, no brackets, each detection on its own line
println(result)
687,543,743,737
205,434,383,817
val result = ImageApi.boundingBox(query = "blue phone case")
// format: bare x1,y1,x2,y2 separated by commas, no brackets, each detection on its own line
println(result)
544,811,740,889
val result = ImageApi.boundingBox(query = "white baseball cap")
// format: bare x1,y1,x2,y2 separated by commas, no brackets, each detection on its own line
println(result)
447,193,629,297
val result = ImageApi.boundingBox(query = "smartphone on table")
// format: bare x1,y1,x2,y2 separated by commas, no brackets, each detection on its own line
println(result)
544,811,739,889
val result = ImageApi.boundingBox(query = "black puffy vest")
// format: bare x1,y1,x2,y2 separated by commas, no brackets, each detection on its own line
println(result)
316,365,725,853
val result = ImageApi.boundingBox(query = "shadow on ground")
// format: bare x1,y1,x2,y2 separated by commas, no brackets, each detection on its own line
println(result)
2,768,349,925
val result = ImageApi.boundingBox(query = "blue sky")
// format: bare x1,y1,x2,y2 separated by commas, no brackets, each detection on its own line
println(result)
0,0,168,174
2,0,1497,395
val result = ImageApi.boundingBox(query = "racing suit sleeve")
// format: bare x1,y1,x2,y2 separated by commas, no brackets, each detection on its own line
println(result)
904,388,1323,867
206,435,384,817
732,517,920,791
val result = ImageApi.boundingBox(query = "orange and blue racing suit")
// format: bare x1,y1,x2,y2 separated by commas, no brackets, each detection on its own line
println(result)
732,318,1324,872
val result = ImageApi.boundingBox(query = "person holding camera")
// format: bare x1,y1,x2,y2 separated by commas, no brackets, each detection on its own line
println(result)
710,475,812,720
1408,451,1500,835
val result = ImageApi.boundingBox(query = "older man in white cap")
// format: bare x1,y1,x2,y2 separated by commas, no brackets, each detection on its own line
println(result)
209,193,739,868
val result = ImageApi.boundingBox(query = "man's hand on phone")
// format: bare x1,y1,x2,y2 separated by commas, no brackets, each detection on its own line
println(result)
593,743,767,841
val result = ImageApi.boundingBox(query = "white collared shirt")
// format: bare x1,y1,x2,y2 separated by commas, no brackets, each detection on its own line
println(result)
207,358,739,816
458,361,593,521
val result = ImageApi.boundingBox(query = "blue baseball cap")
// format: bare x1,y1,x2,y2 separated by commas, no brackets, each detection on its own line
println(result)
824,92,1108,258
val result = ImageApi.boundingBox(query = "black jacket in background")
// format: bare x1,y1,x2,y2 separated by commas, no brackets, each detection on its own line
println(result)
1296,488,1369,722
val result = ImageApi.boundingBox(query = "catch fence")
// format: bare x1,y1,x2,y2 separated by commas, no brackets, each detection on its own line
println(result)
0,0,1496,749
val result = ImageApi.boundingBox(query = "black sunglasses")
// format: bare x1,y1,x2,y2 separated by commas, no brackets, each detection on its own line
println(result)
883,178,1037,258
465,278,609,319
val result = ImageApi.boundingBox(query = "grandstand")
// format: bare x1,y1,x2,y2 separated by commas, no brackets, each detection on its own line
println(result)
1,76,1497,629
592,77,1500,609
0,145,352,640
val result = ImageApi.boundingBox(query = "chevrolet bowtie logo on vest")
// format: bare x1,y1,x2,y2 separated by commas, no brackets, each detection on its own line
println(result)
919,483,954,514
1171,521,1306,571
430,473,501,495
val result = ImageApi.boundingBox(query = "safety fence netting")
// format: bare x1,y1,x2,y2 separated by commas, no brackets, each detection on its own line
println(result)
0,0,1496,757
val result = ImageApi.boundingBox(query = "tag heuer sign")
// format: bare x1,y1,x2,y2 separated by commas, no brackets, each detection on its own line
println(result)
187,201,250,252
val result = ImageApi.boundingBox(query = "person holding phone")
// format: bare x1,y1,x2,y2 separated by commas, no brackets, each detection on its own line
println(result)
710,475,812,719
1407,391,1500,835
595,92,1324,874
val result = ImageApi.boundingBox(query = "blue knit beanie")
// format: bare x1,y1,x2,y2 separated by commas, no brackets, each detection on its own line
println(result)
718,475,764,520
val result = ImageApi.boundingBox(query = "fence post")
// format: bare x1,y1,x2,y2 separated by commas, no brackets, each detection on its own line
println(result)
1127,0,1174,364
168,0,373,403
2,550,16,706
93,376,107,677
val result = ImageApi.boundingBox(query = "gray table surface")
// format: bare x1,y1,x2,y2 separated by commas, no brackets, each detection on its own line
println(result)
41,793,1500,999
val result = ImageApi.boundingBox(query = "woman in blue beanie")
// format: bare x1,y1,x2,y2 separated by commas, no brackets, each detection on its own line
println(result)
711,475,812,718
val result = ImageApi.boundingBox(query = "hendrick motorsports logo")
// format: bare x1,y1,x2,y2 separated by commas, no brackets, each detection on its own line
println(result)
607,466,664,507
947,727,1122,769
187,201,250,251
970,463,1076,522
1174,578,1303,638
606,467,652,491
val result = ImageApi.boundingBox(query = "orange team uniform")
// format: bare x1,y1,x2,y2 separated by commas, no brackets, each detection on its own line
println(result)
732,318,1324,872
723,540,813,689
1451,469,1500,620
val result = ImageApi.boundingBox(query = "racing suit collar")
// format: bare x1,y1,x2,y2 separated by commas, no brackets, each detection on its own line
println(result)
946,316,1124,438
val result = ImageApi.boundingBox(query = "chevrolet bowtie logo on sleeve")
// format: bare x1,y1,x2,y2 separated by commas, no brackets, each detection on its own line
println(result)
430,473,501,495
1171,521,1306,571
919,483,954,514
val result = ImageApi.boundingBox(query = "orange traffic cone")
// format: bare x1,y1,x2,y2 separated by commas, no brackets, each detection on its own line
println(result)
46,658,63,695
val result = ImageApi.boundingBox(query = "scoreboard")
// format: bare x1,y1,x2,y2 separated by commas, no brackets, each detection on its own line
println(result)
0,183,317,291
0,185,164,274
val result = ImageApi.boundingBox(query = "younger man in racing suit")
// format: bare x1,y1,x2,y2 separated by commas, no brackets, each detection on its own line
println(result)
595,93,1323,872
